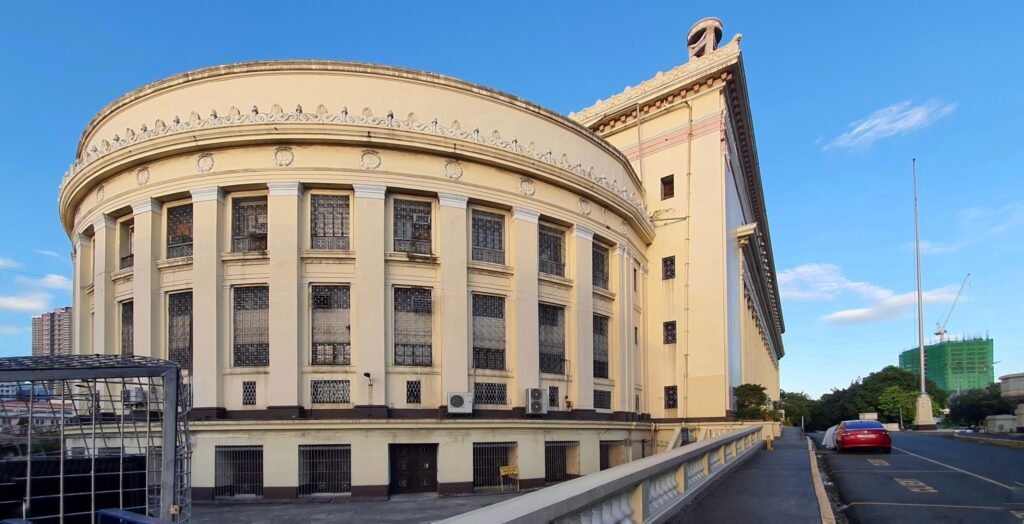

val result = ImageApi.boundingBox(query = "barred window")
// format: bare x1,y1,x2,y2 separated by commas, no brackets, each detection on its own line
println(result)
472,294,505,370
119,223,135,269
120,301,133,356
232,196,268,252
593,315,609,379
474,382,507,405
539,304,565,374
663,321,677,344
548,386,559,408
471,209,505,264
167,204,193,258
311,194,350,250
662,256,676,280
311,285,351,366
394,288,432,366
168,291,193,371
665,386,678,409
299,445,351,496
594,390,611,410
233,286,269,367
394,199,432,254
406,380,421,404
242,381,256,405
473,442,516,488
311,380,350,404
592,244,609,289
538,225,565,276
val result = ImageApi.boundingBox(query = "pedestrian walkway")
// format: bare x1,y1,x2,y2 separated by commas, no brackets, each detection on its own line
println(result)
671,426,823,523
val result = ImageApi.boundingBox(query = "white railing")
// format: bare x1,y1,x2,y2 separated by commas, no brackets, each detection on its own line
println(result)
440,426,764,524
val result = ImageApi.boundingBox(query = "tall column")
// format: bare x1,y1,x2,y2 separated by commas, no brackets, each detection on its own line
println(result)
511,208,540,406
571,226,594,410
266,182,303,413
190,187,224,412
352,184,387,407
131,198,162,358
72,234,92,355
438,194,469,397
92,215,115,355
613,245,634,411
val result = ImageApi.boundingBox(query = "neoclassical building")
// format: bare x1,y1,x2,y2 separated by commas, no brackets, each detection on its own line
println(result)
59,18,784,498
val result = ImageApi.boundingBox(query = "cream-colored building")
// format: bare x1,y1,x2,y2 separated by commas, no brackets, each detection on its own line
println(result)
58,18,783,499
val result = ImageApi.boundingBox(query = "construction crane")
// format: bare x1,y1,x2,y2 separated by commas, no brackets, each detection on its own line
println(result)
935,272,971,342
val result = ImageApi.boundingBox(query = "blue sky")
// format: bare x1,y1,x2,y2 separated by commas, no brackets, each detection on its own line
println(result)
0,2,1021,397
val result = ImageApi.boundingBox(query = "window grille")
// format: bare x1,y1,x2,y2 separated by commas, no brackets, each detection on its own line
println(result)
119,223,135,269
215,446,263,497
232,196,268,252
311,285,351,365
233,286,269,367
394,288,432,366
548,386,559,408
406,380,422,404
311,194,350,250
539,304,565,374
592,244,609,289
311,380,350,404
471,209,505,264
168,291,193,371
663,321,678,344
594,390,612,410
665,386,678,409
474,382,508,405
298,445,352,496
472,442,516,488
120,301,133,356
538,225,565,276
167,204,193,258
472,294,505,370
593,314,609,379
544,441,579,484
241,381,256,405
662,256,676,280
393,199,432,254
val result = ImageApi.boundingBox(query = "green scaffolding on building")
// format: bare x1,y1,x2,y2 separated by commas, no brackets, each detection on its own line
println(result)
899,338,995,393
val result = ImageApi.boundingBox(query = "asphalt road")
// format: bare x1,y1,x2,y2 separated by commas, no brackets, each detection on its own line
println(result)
816,432,1024,523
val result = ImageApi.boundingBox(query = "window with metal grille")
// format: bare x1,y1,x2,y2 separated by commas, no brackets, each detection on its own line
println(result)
232,196,268,252
241,381,256,405
538,225,565,276
311,194,350,250
539,304,565,374
311,285,351,365
233,286,269,367
665,385,678,409
472,442,516,488
120,301,133,356
544,441,580,484
393,199,432,254
472,294,505,370
599,441,616,471
593,315,609,379
663,321,677,344
119,223,134,269
168,291,193,371
592,244,609,289
406,380,421,404
215,446,263,497
298,445,352,496
471,209,504,264
394,288,432,366
311,380,350,404
662,256,676,279
548,386,559,408
661,174,675,200
167,204,193,258
474,382,507,405
594,390,611,410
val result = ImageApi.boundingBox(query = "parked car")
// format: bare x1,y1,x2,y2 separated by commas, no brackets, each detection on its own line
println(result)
835,420,891,453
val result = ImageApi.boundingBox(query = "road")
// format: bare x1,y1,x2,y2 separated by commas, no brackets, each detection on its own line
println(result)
818,432,1024,523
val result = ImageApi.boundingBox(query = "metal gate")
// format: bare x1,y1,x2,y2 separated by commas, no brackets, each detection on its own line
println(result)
472,442,516,488
298,445,351,496
544,441,580,484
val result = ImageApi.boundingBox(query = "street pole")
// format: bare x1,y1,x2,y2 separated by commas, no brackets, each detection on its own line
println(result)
912,158,936,430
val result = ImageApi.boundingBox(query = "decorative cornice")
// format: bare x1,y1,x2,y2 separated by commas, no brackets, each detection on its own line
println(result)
735,222,757,246
267,181,302,197
131,198,161,215
512,208,539,223
92,214,115,231
190,187,224,203
75,234,92,246
438,193,468,209
352,184,386,200
572,225,594,241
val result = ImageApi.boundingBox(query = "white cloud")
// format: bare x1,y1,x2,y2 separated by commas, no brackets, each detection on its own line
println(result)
778,263,891,302
15,274,72,291
0,257,18,270
822,286,959,325
0,325,26,335
33,249,62,259
911,200,1024,256
0,292,50,313
824,100,957,150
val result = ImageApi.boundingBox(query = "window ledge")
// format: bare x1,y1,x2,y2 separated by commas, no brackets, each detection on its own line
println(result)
467,261,514,276
223,368,270,375
593,287,616,300
222,251,270,262
540,373,570,381
470,369,513,379
156,256,193,270
301,249,356,260
594,378,616,387
385,251,439,264
539,273,574,289
385,367,441,375
111,267,134,283
302,366,355,373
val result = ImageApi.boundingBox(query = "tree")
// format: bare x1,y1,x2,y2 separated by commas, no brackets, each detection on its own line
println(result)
734,383,770,420
946,384,1014,427
876,385,916,426
779,390,815,427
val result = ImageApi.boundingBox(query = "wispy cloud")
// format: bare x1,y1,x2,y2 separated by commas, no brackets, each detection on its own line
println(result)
0,258,18,270
15,274,72,291
33,249,63,259
0,292,50,313
824,100,957,150
910,200,1024,256
822,286,958,325
0,325,26,335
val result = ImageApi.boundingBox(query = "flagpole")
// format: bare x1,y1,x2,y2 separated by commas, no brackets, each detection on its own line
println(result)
912,158,936,430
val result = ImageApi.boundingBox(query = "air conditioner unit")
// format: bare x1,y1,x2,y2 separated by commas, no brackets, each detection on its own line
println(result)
447,392,474,414
123,387,147,406
525,388,548,415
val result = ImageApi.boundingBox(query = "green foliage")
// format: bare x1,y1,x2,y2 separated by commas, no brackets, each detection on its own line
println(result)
734,383,770,420
804,366,948,430
779,390,815,427
946,384,1014,427
876,385,916,425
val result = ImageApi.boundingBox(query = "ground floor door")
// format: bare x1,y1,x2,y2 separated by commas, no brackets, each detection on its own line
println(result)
389,444,438,494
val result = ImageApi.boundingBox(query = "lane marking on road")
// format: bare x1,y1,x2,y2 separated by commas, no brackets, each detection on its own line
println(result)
894,477,937,493
1015,481,1024,487
1011,509,1024,522
892,446,1015,490
845,501,1004,510
867,458,889,466
831,469,960,474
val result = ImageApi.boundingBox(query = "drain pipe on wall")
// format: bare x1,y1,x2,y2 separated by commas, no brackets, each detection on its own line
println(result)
682,101,693,424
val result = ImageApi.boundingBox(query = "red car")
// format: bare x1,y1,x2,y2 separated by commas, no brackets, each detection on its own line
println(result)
835,420,892,453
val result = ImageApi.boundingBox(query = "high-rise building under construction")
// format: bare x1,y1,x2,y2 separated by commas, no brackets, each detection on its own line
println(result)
899,337,995,394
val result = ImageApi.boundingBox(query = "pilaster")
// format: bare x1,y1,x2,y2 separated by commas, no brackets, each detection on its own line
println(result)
267,182,303,409
131,198,161,358
352,184,387,405
190,187,224,408
91,215,115,355
511,207,540,405
571,225,594,410
613,244,634,411
438,193,469,395
72,234,92,355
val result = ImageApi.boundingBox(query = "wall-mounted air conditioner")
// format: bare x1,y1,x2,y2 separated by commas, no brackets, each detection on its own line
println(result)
525,388,548,415
447,392,473,414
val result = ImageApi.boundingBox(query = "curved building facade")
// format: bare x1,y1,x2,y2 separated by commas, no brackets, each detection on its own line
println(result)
60,20,785,499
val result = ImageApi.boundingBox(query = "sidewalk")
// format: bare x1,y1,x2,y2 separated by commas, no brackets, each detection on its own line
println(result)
670,426,823,523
